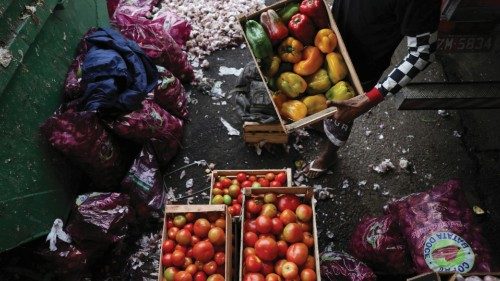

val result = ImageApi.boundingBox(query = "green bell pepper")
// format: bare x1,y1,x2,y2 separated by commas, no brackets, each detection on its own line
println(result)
326,81,355,101
245,20,273,59
278,3,300,23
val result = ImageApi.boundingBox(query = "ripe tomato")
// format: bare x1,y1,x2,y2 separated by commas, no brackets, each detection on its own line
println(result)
220,177,232,188
162,239,175,254
269,181,281,188
286,243,308,266
206,274,225,281
194,271,207,281
274,259,287,276
246,199,263,215
185,264,198,275
302,232,314,248
265,273,281,281
300,269,316,281
244,273,265,281
194,219,211,238
304,255,315,269
265,173,275,181
271,218,283,235
281,261,298,279
277,194,300,212
242,180,253,188
174,215,187,228
237,193,243,204
213,251,225,266
244,219,258,232
275,172,287,185
254,237,278,261
212,188,223,196
244,232,258,247
192,241,214,263
279,209,296,225
183,257,193,268
249,175,257,182
206,212,221,223
295,204,313,222
214,182,223,189
203,261,217,275
184,223,194,234
214,219,225,229
263,193,277,203
299,222,312,232
191,235,200,247
176,229,192,246
232,203,242,215
245,254,263,272
185,212,196,222
164,267,179,281
208,227,225,246
172,250,186,267
195,260,204,271
244,247,256,258
260,204,277,218
187,248,194,258
261,262,274,275
258,178,270,187
277,240,288,257
175,244,187,254
255,215,272,234
162,253,173,267
228,206,236,216
168,227,179,240
282,223,303,243
237,172,248,182
167,219,174,229
174,271,192,281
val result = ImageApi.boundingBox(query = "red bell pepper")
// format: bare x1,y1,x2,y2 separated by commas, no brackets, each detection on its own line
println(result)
260,9,289,44
288,13,316,46
299,0,330,29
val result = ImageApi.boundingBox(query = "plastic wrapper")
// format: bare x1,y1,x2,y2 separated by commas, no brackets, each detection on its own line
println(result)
387,180,492,273
40,111,129,190
121,143,166,217
112,5,194,82
105,99,184,144
153,66,188,119
112,0,159,18
66,192,133,244
349,215,413,274
152,8,192,47
320,251,377,281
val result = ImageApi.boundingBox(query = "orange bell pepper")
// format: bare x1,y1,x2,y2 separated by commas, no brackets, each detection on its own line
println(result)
314,29,338,53
293,46,324,76
272,92,289,114
278,37,304,63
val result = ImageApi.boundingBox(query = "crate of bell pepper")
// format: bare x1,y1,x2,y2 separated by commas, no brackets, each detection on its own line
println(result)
239,187,321,280
239,0,364,133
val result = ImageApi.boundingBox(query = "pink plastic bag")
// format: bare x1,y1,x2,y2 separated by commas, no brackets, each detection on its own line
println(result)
152,9,192,47
121,143,166,217
320,251,377,281
387,180,491,273
41,112,129,190
111,0,159,18
349,215,413,274
105,99,184,144
153,66,188,119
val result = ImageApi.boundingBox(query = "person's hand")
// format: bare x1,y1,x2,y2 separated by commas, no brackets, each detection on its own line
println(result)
327,94,376,124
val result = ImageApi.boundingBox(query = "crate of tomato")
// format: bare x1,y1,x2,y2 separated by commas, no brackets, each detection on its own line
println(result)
159,205,232,281
209,169,293,217
240,187,321,280
239,0,364,133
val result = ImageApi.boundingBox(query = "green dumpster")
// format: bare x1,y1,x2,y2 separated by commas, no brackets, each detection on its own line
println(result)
0,0,108,252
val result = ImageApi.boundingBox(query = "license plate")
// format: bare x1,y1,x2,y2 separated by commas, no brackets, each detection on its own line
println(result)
437,35,494,52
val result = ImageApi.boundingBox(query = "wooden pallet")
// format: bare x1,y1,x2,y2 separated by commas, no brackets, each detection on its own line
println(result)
242,122,289,144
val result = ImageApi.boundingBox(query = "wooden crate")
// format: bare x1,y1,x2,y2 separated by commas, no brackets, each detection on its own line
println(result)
239,187,321,280
238,0,364,133
158,205,232,281
243,122,289,144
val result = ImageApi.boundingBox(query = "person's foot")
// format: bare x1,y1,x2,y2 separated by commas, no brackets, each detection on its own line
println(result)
302,155,337,179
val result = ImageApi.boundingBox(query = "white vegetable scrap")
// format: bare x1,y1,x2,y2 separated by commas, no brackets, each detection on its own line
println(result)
399,157,409,169
183,157,190,164
358,180,367,187
438,109,450,117
371,159,395,173
365,130,372,136
453,130,462,138
373,183,380,190
211,81,224,99
218,66,243,76
424,173,433,180
378,134,384,140
313,184,334,200
46,219,71,251
220,117,240,136
0,48,13,68
179,170,186,179
166,187,176,202
341,179,349,189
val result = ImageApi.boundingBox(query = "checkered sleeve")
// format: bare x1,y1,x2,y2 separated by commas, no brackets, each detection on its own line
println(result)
375,32,438,97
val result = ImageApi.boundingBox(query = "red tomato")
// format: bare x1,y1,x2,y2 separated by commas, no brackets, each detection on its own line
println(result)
228,206,236,216
214,218,225,229
194,271,207,281
254,237,278,261
261,262,274,275
299,222,312,232
186,264,198,275
271,218,284,235
208,227,225,246
174,271,192,281
249,175,257,182
244,219,258,233
269,181,281,188
167,219,174,229
183,257,193,268
214,252,225,266
265,273,281,281
162,253,173,267
237,172,248,182
286,243,308,266
203,261,217,275
195,260,204,271
274,259,287,276
192,241,214,263
295,204,313,222
162,239,175,254
275,172,287,185
172,250,186,267
175,244,187,254
186,248,193,258
246,199,263,215
282,223,304,243
191,235,200,247
258,178,270,187
184,223,194,234
277,240,288,257
206,274,225,281
242,180,253,188
168,227,179,240
220,177,232,188
245,254,263,272
279,209,296,225
260,204,277,218
255,215,272,234
281,261,298,279
277,194,300,212
176,229,192,246
300,268,317,281
243,273,265,281
232,203,242,215
237,193,243,204
302,232,314,248
244,232,258,247
194,219,211,238
265,173,275,181
304,255,315,269
185,212,196,222
214,182,223,189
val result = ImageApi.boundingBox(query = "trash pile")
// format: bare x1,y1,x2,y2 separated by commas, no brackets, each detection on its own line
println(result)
38,1,195,278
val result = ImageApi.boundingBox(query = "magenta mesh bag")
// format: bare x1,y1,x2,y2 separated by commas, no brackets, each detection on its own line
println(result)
121,143,166,217
150,138,181,168
152,9,192,47
387,180,491,273
63,54,85,102
112,7,194,82
66,192,133,244
105,99,184,144
153,66,188,119
349,215,413,274
111,0,159,18
41,111,128,190
320,251,377,281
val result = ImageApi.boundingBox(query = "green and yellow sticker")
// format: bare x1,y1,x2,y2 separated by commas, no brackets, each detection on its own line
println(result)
424,231,475,273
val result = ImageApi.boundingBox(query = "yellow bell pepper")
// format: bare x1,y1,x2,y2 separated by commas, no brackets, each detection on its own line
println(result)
263,55,281,78
281,100,308,122
293,46,324,76
277,72,307,98
305,69,331,94
272,92,289,113
314,29,338,53
325,52,348,83
325,81,355,101
278,37,304,63
302,94,328,115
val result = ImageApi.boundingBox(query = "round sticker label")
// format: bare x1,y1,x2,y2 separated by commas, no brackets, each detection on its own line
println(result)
424,231,475,273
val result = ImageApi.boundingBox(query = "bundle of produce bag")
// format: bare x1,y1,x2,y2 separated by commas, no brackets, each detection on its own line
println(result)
153,66,189,119
320,251,377,281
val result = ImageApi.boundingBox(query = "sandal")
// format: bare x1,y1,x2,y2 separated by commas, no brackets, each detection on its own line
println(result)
302,160,328,179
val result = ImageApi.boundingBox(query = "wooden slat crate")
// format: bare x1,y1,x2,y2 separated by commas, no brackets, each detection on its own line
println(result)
243,122,289,144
